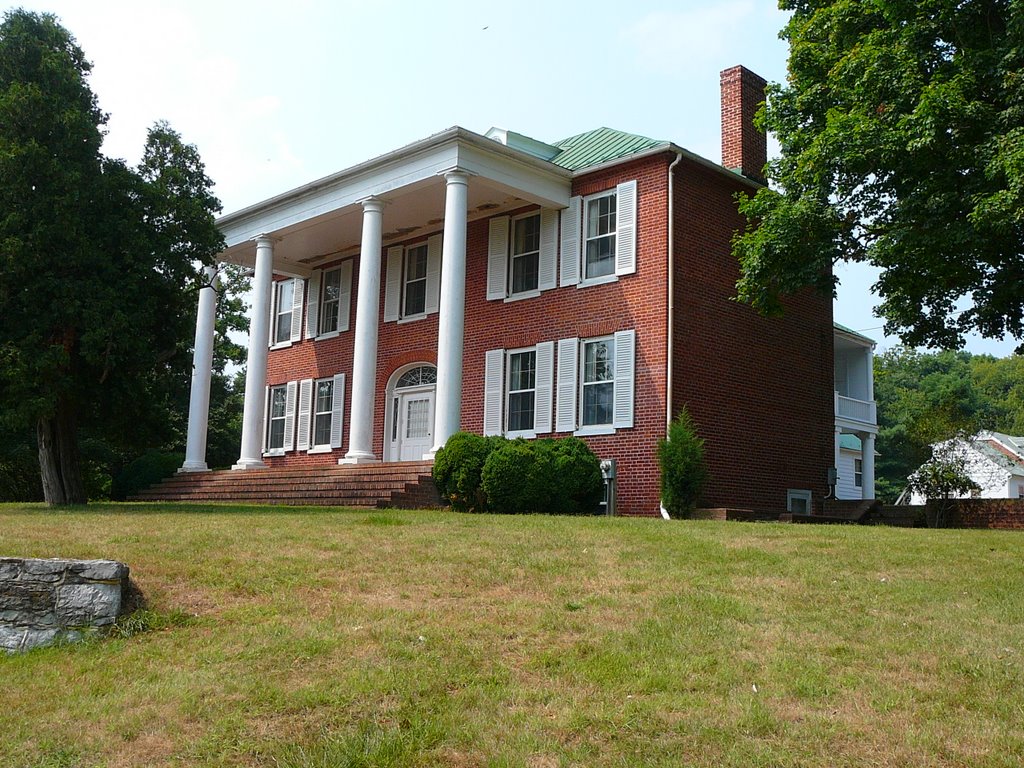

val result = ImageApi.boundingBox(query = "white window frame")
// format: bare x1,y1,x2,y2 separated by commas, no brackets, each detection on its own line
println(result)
505,347,538,438
318,266,343,337
271,279,295,348
310,378,335,450
265,384,289,455
582,190,617,284
402,242,429,320
854,458,863,488
787,489,812,514
578,335,616,434
509,212,542,299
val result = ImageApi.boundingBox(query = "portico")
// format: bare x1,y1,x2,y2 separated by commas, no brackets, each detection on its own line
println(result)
179,128,571,473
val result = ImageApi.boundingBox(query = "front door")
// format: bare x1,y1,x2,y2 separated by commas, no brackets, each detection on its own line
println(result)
395,388,434,461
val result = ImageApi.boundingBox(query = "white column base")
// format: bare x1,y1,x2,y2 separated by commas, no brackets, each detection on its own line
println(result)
177,462,210,473
339,454,380,465
231,459,268,471
422,450,437,461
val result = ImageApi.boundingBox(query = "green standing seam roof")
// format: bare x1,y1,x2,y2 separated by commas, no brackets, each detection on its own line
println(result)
551,127,665,171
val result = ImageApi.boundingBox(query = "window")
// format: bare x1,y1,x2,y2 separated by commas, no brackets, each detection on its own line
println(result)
510,214,540,295
403,243,428,317
312,379,334,447
854,459,863,488
559,180,636,288
555,330,635,435
787,489,812,514
274,280,295,345
584,192,616,280
384,237,441,322
507,350,536,433
581,337,615,426
483,344,553,436
267,385,288,451
320,267,342,334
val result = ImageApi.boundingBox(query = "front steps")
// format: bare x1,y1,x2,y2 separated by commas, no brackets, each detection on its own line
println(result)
131,461,441,509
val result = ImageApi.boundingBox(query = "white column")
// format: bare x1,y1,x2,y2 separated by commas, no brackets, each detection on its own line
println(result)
233,235,275,470
342,198,385,464
861,432,876,500
429,170,470,457
180,265,220,472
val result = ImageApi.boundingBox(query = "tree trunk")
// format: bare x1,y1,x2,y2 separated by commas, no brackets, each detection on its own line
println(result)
36,397,86,506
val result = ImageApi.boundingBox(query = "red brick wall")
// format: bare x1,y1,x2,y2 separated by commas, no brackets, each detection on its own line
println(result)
720,65,768,183
932,499,1024,529
671,159,834,516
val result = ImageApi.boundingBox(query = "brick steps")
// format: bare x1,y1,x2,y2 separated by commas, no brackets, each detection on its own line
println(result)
131,461,441,509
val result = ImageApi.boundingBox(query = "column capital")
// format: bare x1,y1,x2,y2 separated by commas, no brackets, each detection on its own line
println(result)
438,168,471,185
359,196,386,213
253,233,279,246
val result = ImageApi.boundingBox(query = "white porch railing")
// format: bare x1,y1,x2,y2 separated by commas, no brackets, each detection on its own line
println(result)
835,392,877,425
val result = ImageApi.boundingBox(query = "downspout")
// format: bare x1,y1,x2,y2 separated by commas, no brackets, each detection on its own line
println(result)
661,151,684,520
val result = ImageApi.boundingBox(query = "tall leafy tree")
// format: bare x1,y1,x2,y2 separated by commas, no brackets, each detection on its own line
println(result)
0,10,224,504
733,0,1024,351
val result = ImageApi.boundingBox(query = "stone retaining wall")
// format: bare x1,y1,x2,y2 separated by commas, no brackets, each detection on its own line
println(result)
0,558,134,653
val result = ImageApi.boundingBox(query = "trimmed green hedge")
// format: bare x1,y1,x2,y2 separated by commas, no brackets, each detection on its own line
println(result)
434,432,603,515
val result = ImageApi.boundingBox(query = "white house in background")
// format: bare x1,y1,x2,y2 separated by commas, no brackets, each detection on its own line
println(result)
908,432,1024,504
833,323,879,500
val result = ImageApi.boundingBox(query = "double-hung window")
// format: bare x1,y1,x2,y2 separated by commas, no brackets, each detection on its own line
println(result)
486,210,557,301
581,337,615,427
506,350,537,433
267,385,288,451
274,280,295,345
510,214,541,295
584,193,616,280
305,261,352,339
559,180,637,288
854,458,863,488
555,329,636,435
403,243,428,317
384,236,441,322
296,374,346,452
483,343,553,437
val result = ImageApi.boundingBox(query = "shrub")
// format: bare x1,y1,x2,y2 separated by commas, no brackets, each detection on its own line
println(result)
0,442,43,502
111,450,184,501
432,432,505,512
481,437,603,515
658,408,708,519
542,437,604,515
481,439,546,514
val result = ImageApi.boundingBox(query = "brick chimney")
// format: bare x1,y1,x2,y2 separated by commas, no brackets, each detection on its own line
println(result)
721,65,768,184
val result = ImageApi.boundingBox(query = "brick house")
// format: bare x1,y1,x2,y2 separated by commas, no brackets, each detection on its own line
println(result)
177,65,860,516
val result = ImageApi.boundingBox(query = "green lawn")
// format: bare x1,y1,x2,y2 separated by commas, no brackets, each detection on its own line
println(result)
1,504,1022,767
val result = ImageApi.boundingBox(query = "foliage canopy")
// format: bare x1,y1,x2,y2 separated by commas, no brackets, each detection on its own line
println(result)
734,0,1024,350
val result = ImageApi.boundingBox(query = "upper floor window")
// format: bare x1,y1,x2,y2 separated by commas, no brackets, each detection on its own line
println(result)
486,210,557,301
559,180,637,288
320,267,342,333
511,214,541,295
403,243,429,317
384,236,441,322
274,280,295,345
306,261,352,339
584,192,616,280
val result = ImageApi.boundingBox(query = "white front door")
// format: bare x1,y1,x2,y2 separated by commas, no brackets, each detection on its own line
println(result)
395,388,434,461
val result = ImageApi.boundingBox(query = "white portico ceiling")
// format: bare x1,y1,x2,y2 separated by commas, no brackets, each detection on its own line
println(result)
217,127,573,275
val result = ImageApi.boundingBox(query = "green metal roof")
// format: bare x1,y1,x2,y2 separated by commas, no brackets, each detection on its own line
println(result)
833,321,876,344
551,127,666,171
839,434,862,451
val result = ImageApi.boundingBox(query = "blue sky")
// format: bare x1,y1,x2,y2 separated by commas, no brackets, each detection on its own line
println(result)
8,0,1018,356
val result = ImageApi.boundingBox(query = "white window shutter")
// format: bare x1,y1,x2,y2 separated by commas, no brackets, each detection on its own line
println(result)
560,196,582,287
338,260,353,332
267,283,277,348
613,329,636,429
289,278,304,342
538,209,557,291
330,373,345,449
262,386,270,451
534,341,554,434
383,246,403,322
296,378,313,451
425,234,442,314
305,271,321,339
483,349,505,436
615,180,637,276
487,216,509,300
556,338,578,432
283,380,298,450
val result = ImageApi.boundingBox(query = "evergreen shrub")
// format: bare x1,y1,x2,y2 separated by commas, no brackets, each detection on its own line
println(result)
658,408,707,518
432,432,505,512
111,450,184,501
